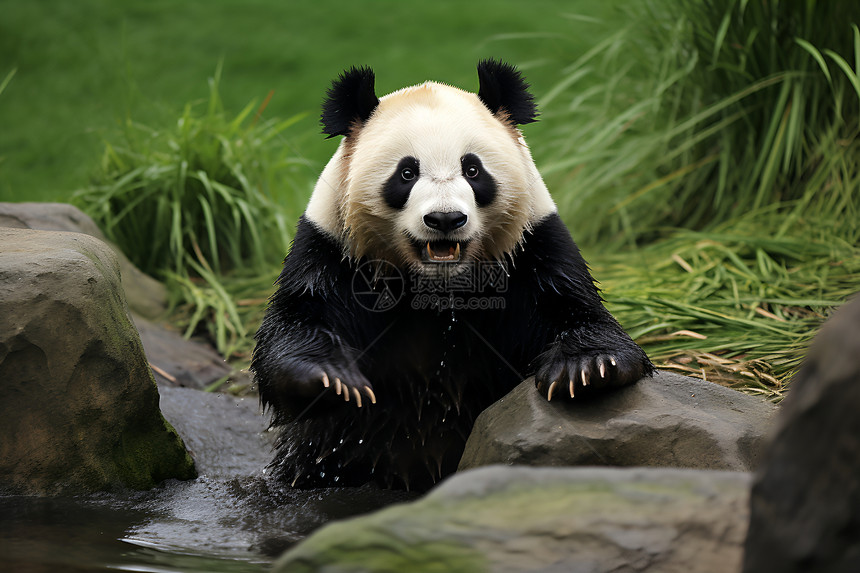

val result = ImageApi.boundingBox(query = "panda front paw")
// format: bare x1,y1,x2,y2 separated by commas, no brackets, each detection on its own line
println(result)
263,353,377,409
316,366,377,407
533,334,653,401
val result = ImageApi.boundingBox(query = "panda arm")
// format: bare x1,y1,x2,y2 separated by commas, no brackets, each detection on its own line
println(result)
252,216,373,417
521,213,655,399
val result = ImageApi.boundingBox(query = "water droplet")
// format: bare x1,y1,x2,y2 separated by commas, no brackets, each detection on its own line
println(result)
440,360,446,368
319,471,325,478
358,439,363,444
339,439,344,444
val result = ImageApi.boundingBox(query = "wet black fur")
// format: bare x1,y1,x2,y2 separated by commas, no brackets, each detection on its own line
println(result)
252,214,654,490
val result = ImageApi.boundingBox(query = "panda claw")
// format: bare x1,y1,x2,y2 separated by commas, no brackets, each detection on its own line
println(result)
599,361,606,379
321,372,330,388
569,378,575,398
610,356,617,367
343,385,350,402
547,379,559,401
581,369,589,386
352,387,362,407
364,385,377,404
334,377,343,395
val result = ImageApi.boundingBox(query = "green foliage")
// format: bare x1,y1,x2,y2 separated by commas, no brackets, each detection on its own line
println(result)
594,208,860,399
540,0,860,247
537,0,860,397
75,65,302,278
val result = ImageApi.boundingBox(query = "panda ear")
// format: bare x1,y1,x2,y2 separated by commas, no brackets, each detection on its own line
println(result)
321,66,380,138
476,59,538,126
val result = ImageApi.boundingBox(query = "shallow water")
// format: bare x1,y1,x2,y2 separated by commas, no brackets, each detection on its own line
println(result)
1,476,416,572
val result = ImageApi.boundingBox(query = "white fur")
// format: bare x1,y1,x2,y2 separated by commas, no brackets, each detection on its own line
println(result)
305,81,557,266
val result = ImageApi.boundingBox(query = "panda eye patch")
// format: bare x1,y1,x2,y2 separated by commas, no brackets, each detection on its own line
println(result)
383,156,420,210
461,153,497,207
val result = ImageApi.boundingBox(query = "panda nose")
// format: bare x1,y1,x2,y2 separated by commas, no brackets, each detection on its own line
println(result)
423,211,467,233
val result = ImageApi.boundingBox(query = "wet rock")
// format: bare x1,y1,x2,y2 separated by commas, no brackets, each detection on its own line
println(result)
273,465,751,573
0,202,167,320
158,386,273,478
744,296,860,572
0,227,196,494
459,371,777,473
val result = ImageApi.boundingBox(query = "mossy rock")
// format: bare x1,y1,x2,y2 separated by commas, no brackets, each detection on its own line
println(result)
274,466,750,573
0,227,195,494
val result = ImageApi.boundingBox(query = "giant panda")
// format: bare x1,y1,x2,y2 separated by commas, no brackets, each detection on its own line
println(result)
252,60,654,490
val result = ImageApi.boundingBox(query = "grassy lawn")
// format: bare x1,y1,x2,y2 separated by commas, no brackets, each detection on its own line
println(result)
0,0,625,202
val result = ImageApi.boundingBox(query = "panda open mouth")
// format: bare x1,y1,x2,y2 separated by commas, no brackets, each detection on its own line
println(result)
423,240,462,263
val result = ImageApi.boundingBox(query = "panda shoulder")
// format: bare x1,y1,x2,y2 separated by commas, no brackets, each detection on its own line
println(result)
276,215,348,296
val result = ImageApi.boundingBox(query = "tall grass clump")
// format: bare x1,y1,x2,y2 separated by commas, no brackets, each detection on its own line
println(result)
75,66,308,358
541,0,860,246
76,65,304,277
537,0,860,397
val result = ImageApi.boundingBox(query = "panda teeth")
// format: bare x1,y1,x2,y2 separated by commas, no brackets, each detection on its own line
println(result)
425,241,462,262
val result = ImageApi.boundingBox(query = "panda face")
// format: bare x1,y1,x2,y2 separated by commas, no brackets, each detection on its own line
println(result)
339,83,546,274
379,151,497,267
305,63,557,276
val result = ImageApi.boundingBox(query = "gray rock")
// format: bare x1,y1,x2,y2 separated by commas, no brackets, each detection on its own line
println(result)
273,465,751,573
744,295,860,572
158,386,273,478
0,202,234,390
460,371,777,473
133,315,233,390
0,227,196,494
0,202,167,320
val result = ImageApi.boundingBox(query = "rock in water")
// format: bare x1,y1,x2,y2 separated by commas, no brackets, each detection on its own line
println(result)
0,228,195,494
273,465,751,573
744,295,860,572
460,371,777,473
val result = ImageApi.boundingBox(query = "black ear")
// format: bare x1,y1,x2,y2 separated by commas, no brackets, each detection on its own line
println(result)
476,59,538,125
321,66,380,138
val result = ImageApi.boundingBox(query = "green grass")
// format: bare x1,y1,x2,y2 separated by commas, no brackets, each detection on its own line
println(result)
547,0,860,398
591,208,859,399
539,0,860,247
73,64,301,277
0,0,625,203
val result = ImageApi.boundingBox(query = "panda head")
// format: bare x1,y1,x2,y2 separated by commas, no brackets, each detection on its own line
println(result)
306,59,556,276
